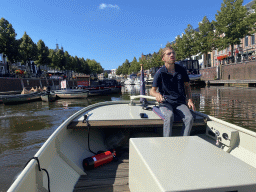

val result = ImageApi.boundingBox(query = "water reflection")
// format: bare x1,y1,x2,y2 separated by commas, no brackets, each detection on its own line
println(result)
199,86,256,131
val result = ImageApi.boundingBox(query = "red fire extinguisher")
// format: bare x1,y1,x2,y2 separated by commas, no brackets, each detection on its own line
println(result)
83,150,117,170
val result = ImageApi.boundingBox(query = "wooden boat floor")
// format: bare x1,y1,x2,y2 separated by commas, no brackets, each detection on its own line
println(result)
73,150,130,192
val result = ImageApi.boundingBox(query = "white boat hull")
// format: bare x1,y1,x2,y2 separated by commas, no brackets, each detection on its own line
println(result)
56,92,88,99
8,97,256,192
189,74,202,81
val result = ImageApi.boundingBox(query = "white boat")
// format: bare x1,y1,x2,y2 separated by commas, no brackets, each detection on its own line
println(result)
124,78,135,85
178,59,202,81
41,92,57,102
189,73,202,81
134,78,140,85
7,94,256,192
54,89,89,99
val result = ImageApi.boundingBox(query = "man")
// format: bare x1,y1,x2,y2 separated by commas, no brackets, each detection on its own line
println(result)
150,46,195,137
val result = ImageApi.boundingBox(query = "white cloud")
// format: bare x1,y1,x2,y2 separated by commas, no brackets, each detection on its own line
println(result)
99,3,119,10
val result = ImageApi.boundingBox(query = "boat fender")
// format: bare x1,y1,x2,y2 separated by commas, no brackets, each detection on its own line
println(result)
83,150,117,170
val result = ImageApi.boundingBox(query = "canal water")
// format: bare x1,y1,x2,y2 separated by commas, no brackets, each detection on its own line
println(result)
1,85,256,191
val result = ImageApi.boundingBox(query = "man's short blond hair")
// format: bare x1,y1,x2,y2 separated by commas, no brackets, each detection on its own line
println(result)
161,46,176,58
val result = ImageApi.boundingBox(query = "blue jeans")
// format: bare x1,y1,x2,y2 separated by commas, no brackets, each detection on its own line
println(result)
159,102,194,137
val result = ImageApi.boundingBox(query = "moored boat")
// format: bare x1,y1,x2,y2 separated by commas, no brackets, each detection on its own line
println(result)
54,89,89,99
7,94,256,192
41,92,57,102
2,92,43,105
189,73,202,81
88,88,111,96
178,59,202,81
0,94,10,104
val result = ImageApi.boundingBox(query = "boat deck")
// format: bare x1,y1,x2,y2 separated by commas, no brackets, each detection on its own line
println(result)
73,150,130,192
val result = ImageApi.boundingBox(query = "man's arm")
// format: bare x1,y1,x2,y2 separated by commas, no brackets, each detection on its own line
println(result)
184,82,196,111
150,87,164,103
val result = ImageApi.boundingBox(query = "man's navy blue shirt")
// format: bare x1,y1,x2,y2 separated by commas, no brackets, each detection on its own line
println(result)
152,64,189,105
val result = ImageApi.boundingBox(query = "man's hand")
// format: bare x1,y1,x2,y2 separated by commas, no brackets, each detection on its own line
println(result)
156,93,164,103
150,87,163,103
187,99,196,111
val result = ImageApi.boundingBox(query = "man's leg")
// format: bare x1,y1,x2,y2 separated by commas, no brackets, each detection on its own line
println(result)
159,103,174,137
175,104,194,136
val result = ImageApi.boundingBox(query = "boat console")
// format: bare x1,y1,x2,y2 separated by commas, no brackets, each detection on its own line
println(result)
206,120,239,152
129,136,256,192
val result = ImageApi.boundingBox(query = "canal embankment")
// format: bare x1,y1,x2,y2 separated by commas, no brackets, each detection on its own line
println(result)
200,60,256,87
0,77,76,94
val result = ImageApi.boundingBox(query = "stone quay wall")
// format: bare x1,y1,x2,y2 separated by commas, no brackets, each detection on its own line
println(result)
200,61,256,81
0,78,77,92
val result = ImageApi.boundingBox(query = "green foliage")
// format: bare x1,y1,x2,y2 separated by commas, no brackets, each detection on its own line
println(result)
149,51,164,68
79,57,90,74
116,65,123,75
213,0,256,56
34,39,50,66
19,32,37,67
182,24,198,59
195,16,216,65
172,35,185,61
104,72,108,78
129,57,140,74
0,17,18,63
122,59,131,75
87,59,103,74
48,49,58,70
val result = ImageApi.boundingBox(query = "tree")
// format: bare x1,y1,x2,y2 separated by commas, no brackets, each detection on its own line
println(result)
35,39,50,66
104,72,108,78
80,57,90,74
55,48,65,71
182,24,198,59
116,65,123,75
151,51,164,68
121,59,130,75
172,35,186,61
213,0,256,57
195,16,216,67
48,49,58,71
87,59,103,74
0,18,18,72
19,32,37,75
129,57,139,74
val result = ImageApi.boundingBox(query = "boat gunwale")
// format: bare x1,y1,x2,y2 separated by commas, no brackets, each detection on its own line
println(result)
193,110,256,138
8,100,133,191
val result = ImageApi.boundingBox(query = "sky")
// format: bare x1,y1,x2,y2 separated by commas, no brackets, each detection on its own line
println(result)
1,0,253,70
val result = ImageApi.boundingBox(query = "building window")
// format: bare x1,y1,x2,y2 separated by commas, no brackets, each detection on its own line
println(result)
245,36,248,47
252,35,255,45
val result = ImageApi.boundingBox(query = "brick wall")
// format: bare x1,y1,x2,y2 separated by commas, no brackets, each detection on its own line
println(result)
0,78,23,92
200,67,217,81
0,78,78,92
222,61,256,80
200,60,256,81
